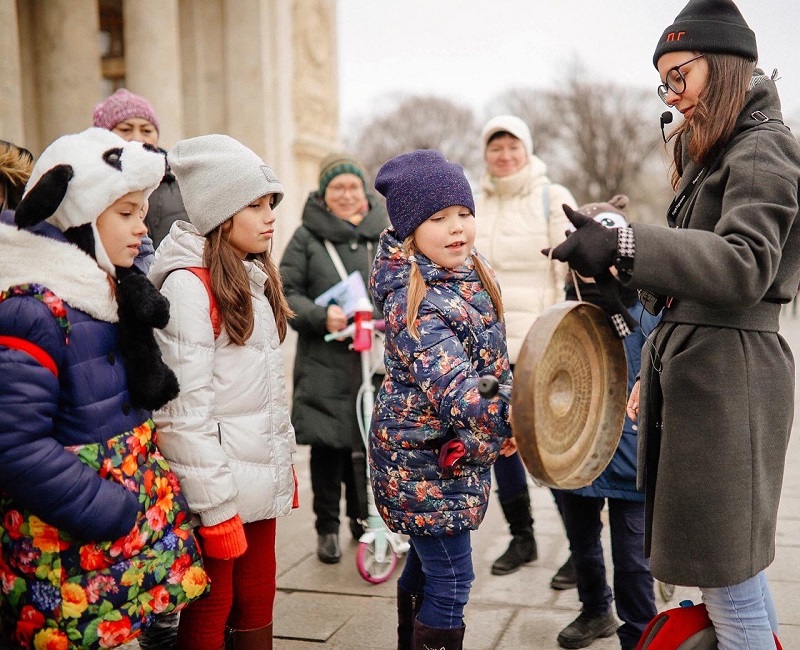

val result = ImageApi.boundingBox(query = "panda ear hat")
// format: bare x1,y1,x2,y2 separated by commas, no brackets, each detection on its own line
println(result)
14,128,165,274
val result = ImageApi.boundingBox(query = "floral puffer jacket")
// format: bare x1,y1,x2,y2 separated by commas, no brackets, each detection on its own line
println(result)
369,229,512,537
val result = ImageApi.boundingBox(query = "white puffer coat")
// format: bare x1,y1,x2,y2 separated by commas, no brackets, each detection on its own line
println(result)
474,157,576,363
149,221,296,527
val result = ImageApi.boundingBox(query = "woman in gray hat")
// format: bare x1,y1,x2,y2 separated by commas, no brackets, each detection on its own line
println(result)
547,0,799,646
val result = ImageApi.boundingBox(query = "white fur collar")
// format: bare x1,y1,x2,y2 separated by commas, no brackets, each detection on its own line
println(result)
0,223,118,322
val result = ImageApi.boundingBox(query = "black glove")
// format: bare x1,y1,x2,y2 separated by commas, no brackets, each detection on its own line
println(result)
542,205,618,278
115,265,180,411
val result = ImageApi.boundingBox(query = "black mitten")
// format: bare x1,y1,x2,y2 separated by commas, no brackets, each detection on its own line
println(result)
115,265,180,410
542,205,619,278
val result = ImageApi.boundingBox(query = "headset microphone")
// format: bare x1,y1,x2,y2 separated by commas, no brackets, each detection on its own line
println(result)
660,111,674,143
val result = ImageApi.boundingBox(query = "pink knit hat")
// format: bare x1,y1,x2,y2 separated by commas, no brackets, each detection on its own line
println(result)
92,88,160,133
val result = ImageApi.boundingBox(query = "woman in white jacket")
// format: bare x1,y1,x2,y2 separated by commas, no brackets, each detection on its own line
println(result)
474,115,578,583
149,135,297,650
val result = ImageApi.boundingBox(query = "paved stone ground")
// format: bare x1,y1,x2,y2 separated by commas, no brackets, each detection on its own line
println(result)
122,308,800,649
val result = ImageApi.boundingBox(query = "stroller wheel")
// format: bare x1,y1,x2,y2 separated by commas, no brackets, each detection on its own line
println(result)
356,540,398,584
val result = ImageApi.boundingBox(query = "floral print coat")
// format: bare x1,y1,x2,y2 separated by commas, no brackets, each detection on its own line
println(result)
368,229,512,537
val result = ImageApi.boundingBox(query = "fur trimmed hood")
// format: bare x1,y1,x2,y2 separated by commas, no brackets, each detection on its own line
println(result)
0,220,118,322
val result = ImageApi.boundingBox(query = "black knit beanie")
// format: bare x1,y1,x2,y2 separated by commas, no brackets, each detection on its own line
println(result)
653,0,757,68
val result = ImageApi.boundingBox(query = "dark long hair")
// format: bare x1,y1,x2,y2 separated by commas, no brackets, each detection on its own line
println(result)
203,222,293,346
668,53,756,190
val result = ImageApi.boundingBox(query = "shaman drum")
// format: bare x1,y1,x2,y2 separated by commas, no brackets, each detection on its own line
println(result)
511,301,627,489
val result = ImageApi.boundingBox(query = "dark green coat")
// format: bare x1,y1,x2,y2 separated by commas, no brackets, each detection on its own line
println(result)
279,192,388,448
630,77,800,587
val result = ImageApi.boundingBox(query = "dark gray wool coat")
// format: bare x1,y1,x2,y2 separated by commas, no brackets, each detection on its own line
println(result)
279,192,389,448
146,158,188,249
629,76,800,588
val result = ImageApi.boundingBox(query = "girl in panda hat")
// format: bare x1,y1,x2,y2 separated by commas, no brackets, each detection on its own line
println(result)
0,127,207,649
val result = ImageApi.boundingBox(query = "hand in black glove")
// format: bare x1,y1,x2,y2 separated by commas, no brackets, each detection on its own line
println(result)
541,205,618,278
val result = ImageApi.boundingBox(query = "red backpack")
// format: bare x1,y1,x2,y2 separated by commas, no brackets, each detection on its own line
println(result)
185,267,220,339
637,601,783,649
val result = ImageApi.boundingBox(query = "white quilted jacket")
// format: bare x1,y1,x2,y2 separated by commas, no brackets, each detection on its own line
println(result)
149,221,296,526
474,158,576,363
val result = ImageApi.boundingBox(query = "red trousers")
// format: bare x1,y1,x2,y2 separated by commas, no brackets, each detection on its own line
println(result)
177,518,277,650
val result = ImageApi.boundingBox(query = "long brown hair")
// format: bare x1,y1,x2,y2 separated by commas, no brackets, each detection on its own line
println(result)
203,222,294,346
667,53,756,189
401,236,504,340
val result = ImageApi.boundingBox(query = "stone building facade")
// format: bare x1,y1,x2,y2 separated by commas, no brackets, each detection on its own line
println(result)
0,0,340,252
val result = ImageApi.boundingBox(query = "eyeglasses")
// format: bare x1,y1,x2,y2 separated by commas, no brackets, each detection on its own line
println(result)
326,184,364,197
657,54,704,105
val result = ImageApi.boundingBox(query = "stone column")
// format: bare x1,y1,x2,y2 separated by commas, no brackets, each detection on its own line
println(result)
34,0,103,147
291,0,339,195
0,0,25,144
123,0,184,148
178,0,226,138
222,0,300,256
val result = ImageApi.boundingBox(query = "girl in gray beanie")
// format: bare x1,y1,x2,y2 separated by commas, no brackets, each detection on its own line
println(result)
147,134,297,650
546,1,798,647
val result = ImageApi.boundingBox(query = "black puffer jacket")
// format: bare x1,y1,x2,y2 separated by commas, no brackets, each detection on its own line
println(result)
279,192,388,448
146,158,187,249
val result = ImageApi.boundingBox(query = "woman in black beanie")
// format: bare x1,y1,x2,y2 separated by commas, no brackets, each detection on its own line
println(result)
546,0,799,647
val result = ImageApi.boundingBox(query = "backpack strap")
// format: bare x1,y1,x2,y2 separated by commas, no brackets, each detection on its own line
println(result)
0,284,69,377
185,267,221,339
0,335,58,377
542,184,551,223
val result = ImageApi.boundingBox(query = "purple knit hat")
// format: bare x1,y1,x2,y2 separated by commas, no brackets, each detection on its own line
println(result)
374,150,474,240
92,88,161,133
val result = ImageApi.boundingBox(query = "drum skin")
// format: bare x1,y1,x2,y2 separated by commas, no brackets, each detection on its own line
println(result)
511,301,626,489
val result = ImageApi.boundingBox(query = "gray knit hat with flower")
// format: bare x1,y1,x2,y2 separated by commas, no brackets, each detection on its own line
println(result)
167,134,284,235
374,149,474,240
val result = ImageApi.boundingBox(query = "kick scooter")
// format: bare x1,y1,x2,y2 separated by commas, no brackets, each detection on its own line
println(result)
324,298,409,583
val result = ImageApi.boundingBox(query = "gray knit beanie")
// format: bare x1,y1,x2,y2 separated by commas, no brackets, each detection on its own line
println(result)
167,134,284,236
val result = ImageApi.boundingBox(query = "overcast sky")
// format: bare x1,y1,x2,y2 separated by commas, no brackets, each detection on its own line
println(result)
336,0,800,133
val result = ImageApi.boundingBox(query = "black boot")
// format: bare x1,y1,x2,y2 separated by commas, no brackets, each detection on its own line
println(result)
413,618,465,650
491,491,537,575
556,611,617,649
317,532,341,564
138,611,179,649
550,554,577,590
397,585,424,650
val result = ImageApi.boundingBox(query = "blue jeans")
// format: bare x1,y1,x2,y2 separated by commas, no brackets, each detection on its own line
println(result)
397,531,474,629
702,571,778,650
561,493,656,648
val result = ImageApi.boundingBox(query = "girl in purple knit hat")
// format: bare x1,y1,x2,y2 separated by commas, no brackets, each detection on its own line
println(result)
369,149,514,650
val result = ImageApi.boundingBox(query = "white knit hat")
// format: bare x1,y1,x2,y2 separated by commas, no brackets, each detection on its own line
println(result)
481,115,533,156
167,134,284,236
19,127,165,276
25,127,165,233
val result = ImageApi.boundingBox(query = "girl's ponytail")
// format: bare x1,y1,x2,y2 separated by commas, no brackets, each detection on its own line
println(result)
402,237,426,341
472,253,504,322
402,239,504,341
